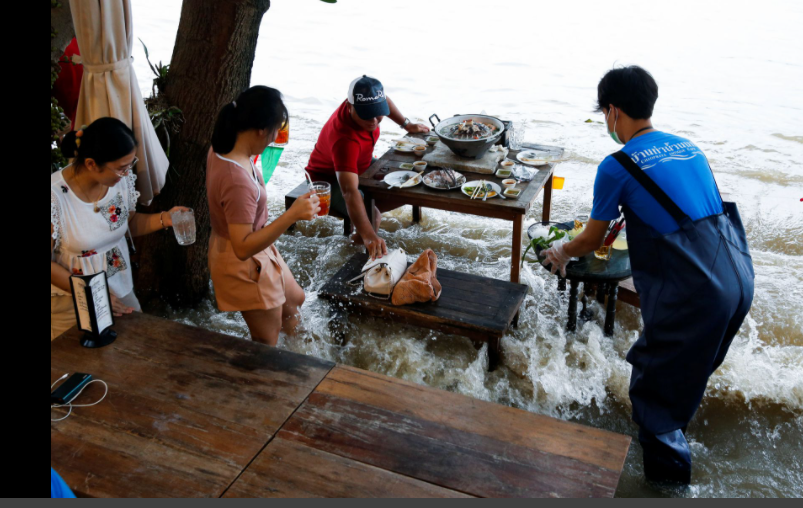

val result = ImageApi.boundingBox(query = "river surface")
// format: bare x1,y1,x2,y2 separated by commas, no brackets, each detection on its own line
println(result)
131,0,802,497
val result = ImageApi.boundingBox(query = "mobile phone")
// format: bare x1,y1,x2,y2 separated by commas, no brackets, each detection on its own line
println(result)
51,373,93,405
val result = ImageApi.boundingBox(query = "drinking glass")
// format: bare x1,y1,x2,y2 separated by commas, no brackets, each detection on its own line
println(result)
311,182,331,218
510,121,527,151
594,245,614,261
273,120,290,147
171,209,196,246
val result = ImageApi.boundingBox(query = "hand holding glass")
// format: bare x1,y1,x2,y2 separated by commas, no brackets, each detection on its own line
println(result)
171,209,196,246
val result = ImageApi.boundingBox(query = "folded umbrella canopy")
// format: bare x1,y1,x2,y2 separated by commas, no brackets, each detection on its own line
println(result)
70,0,168,205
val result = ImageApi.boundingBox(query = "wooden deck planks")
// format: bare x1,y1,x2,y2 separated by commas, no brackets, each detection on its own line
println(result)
275,366,631,498
223,439,473,499
51,314,334,498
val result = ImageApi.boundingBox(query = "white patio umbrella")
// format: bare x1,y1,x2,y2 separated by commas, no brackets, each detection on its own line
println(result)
70,0,168,205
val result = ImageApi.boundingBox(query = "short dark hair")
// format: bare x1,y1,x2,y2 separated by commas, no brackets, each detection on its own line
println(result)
596,66,659,120
212,86,289,154
61,117,138,167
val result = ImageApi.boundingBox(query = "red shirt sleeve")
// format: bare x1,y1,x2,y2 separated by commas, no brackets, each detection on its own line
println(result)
220,170,258,226
332,138,361,175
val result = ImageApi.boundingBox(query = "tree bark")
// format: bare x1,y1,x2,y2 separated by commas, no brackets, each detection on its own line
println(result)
134,0,272,309
51,1,75,62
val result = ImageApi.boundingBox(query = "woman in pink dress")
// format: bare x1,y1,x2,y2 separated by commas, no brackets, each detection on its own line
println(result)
207,86,320,346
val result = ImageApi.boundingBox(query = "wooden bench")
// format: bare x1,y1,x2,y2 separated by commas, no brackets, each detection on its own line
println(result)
319,253,529,371
286,182,352,237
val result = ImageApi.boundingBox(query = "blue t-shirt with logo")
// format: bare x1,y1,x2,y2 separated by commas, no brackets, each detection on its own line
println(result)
591,131,723,234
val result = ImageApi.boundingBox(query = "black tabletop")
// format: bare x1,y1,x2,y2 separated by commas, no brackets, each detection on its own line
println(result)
528,222,632,282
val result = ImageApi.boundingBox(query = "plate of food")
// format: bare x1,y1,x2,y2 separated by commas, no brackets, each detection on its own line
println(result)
385,171,423,189
517,151,561,166
394,142,417,153
461,181,502,200
423,169,467,191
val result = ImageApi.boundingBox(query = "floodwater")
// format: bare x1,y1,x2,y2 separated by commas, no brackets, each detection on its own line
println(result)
131,0,802,497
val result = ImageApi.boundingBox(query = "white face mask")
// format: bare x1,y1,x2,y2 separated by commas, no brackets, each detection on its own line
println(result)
606,109,625,146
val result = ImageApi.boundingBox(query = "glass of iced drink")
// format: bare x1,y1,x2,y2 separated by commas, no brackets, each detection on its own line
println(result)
311,182,331,217
273,120,290,147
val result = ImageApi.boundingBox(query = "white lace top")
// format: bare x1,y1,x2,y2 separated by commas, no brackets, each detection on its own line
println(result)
51,168,140,298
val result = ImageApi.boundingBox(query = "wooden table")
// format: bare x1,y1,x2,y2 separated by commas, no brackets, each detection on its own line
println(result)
529,222,632,336
52,313,631,498
319,253,529,370
360,141,561,284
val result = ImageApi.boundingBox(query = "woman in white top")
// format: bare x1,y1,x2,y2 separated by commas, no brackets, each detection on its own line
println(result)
51,118,187,340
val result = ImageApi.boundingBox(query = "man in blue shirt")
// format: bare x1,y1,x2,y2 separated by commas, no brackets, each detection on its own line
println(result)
543,66,754,485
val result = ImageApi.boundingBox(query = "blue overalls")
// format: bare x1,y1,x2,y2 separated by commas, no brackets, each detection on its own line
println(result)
611,152,755,484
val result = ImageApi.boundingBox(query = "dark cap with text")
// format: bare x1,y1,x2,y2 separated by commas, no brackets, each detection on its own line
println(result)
347,75,390,120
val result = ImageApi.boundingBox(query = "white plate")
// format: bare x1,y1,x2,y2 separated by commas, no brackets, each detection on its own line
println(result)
423,169,466,191
394,143,417,153
517,151,558,166
461,181,502,200
385,171,422,188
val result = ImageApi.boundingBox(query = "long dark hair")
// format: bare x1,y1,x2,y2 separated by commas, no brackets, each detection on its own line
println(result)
211,86,289,154
61,117,138,168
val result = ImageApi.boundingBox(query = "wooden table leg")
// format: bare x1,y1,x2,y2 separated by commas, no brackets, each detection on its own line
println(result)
511,215,524,284
597,283,607,305
363,192,377,234
542,175,554,224
412,205,422,224
580,283,594,321
567,279,580,332
488,336,501,372
604,283,619,337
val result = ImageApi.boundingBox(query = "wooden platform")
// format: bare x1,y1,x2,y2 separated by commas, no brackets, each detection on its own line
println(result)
51,313,631,498
318,253,529,370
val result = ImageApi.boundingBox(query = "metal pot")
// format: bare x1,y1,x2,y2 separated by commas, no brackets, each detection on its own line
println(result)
429,114,506,159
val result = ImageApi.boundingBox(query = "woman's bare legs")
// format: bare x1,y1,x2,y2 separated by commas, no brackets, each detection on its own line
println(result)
241,258,307,346
242,308,283,347
280,263,306,337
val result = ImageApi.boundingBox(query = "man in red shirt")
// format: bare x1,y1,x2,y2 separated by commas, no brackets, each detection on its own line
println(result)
306,76,429,259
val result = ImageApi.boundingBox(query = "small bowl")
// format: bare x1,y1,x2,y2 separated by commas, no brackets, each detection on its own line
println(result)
504,188,522,198
413,161,428,172
496,169,513,179
413,146,427,157
502,179,517,190
426,136,439,146
500,160,516,171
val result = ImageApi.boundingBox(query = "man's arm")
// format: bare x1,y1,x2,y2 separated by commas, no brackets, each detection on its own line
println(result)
387,97,430,134
565,219,609,258
337,171,388,260
541,219,609,278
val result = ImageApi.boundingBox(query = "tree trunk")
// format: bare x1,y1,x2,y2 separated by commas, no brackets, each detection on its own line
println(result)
51,1,75,62
134,0,272,309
